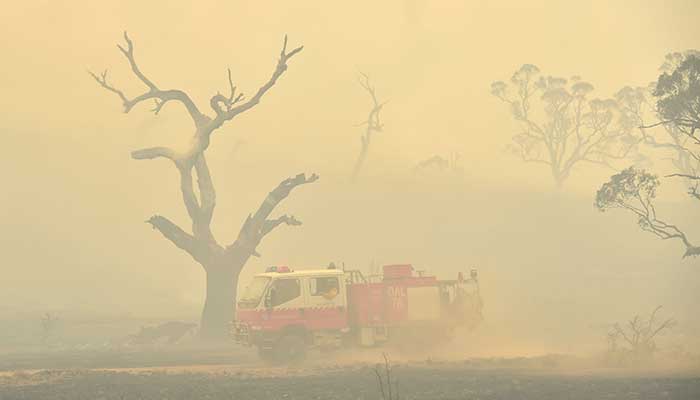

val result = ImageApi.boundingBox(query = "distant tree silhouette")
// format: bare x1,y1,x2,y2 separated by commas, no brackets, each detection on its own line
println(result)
606,306,675,364
352,72,386,181
615,85,696,185
90,32,314,340
492,65,641,187
413,153,463,177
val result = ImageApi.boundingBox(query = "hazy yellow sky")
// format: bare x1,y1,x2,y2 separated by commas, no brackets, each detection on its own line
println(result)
3,1,699,188
1,1,698,349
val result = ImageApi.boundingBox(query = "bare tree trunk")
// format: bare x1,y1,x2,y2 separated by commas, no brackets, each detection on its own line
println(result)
200,249,255,340
352,137,370,181
552,166,566,189
199,244,255,340
200,263,237,340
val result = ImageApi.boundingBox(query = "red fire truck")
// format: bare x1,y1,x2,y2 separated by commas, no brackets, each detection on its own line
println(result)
233,264,482,362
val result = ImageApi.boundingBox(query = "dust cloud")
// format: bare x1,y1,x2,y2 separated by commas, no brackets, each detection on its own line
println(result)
1,0,699,368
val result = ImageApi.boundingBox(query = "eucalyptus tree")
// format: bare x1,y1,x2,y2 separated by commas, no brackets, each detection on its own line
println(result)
492,65,641,187
596,52,700,258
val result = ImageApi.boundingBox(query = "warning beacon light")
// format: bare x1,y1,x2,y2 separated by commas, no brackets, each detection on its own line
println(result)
265,265,291,273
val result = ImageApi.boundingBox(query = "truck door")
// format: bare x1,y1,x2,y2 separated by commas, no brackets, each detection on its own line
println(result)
304,275,348,330
265,278,305,330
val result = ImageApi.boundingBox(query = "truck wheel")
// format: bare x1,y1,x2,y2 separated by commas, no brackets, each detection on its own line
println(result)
274,333,307,363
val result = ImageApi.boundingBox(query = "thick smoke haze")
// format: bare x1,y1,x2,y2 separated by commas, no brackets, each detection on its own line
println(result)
1,0,699,354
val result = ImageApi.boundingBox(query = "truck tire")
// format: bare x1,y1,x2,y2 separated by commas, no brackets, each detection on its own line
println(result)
274,333,307,363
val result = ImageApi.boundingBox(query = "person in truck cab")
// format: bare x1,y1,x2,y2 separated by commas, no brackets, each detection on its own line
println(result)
318,276,339,300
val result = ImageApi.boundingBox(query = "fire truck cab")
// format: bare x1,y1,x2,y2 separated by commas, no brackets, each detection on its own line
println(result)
233,264,482,362
234,267,349,361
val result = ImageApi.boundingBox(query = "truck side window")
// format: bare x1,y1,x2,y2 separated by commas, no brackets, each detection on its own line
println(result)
269,279,300,307
310,277,339,299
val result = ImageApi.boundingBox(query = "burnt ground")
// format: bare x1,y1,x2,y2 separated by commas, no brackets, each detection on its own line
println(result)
1,354,699,400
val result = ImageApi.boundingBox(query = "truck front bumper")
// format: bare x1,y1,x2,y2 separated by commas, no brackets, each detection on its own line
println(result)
233,322,282,351
232,321,253,346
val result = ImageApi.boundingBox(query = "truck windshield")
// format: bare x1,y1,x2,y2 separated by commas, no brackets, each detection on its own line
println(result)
238,277,270,309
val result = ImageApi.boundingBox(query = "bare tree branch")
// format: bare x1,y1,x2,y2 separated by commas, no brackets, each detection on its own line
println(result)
130,146,178,161
210,35,303,125
146,215,205,263
116,31,157,90
90,31,206,127
261,215,302,237
597,167,699,258
228,173,318,257
209,68,245,115
374,353,399,400
640,120,682,130
642,120,700,145
666,173,700,180
88,70,129,105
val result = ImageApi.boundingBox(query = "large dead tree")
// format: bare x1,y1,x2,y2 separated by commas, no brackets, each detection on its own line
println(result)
492,65,642,187
90,32,313,340
352,72,385,181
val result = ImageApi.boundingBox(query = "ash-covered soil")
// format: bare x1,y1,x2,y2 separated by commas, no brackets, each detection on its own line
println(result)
2,358,699,400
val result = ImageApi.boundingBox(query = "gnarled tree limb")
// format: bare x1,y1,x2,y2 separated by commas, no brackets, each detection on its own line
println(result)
92,33,303,163
261,215,302,237
91,32,306,246
597,167,699,258
146,215,209,264
130,146,178,161
666,173,700,180
210,35,303,127
229,173,318,257
210,68,245,115
90,31,206,128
